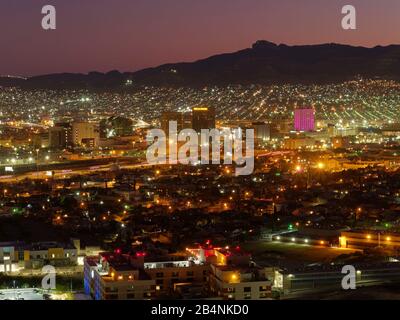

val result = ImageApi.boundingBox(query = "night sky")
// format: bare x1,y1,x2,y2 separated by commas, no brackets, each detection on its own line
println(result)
1,0,400,76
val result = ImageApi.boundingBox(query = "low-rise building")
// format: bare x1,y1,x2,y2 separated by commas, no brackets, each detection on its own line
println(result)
84,252,155,300
84,246,278,300
205,248,274,300
0,240,78,272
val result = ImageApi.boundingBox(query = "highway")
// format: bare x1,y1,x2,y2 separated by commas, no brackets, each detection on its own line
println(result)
0,160,157,183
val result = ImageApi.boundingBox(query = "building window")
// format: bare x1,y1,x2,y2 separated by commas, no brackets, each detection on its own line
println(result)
259,286,268,292
244,287,251,293
172,272,179,277
156,272,164,278
18,251,24,260
186,271,194,277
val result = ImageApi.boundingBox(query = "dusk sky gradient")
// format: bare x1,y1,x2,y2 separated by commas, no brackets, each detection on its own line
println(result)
1,0,400,76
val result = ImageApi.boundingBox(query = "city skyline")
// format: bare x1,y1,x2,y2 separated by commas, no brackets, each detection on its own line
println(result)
2,0,400,76
3,1,400,305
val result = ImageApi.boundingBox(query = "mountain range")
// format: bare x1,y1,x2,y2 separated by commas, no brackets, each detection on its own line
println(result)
2,40,400,90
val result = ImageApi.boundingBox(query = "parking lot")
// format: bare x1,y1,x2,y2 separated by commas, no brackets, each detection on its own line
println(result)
0,288,45,300
242,240,360,268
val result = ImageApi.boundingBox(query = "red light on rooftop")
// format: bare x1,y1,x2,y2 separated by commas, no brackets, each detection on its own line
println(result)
136,252,147,258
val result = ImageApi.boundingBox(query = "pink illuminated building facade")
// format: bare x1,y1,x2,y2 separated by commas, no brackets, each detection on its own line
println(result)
294,107,315,132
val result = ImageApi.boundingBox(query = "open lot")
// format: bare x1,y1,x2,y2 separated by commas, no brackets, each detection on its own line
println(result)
242,240,360,268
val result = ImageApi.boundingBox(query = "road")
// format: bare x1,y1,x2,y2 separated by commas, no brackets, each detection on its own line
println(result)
0,161,157,183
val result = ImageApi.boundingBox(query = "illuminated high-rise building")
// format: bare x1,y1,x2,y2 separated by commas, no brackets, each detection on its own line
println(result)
161,111,191,135
49,126,68,149
192,106,216,133
294,107,315,132
72,121,100,147
251,122,270,142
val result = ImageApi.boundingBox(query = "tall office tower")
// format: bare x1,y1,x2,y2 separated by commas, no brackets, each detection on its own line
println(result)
251,122,271,142
54,122,73,147
182,112,193,130
71,121,100,147
294,107,315,132
161,111,192,134
192,106,216,133
49,127,67,149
